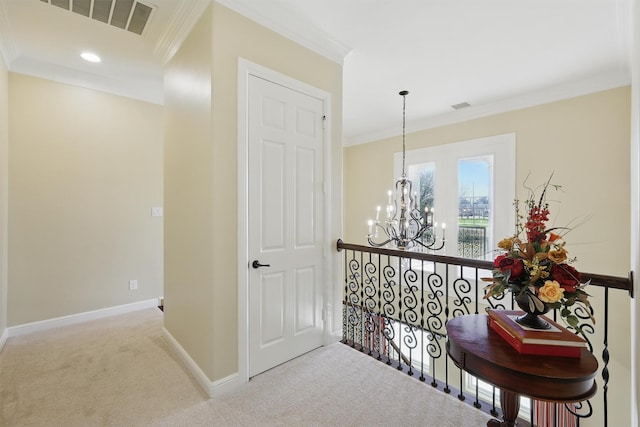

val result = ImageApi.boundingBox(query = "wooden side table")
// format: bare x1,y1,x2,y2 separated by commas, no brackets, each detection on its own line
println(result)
446,314,598,427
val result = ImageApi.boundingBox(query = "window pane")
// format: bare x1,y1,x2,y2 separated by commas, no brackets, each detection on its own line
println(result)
458,157,492,259
408,162,435,211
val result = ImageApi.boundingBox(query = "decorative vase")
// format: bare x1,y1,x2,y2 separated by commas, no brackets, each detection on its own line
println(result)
514,290,551,330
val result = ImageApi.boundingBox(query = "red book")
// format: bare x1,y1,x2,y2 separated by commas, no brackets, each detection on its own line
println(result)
486,309,587,358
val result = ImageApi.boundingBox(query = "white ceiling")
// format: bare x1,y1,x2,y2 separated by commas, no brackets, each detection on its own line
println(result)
0,0,210,104
0,0,632,145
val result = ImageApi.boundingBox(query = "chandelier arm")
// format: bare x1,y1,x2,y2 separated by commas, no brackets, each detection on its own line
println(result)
367,236,394,248
368,223,395,247
429,240,446,251
387,223,400,240
410,238,432,250
415,237,446,251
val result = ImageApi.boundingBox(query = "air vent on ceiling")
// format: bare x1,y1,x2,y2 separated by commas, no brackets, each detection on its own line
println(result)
41,0,154,36
451,102,471,110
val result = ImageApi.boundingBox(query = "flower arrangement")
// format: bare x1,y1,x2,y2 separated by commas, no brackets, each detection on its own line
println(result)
483,175,593,332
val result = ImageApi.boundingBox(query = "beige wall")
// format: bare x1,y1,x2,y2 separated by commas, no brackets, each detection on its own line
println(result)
164,5,216,380
8,74,164,325
344,86,632,426
345,88,631,277
164,2,343,383
0,53,8,340
631,0,640,423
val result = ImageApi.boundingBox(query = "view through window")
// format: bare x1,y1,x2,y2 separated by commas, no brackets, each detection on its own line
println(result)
457,156,491,259
397,133,515,260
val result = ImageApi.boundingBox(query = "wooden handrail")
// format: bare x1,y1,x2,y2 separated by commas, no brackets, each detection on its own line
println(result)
336,239,634,298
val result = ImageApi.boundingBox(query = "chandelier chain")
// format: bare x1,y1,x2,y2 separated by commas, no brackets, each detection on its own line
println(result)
401,92,406,178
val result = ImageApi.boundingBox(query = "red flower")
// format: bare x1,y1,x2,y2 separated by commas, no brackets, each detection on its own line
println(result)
551,263,581,292
494,255,525,281
525,206,550,243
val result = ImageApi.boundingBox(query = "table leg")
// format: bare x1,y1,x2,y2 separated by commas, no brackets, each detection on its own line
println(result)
487,389,520,427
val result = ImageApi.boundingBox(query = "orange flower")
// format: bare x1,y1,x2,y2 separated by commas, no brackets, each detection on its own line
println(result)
548,248,568,263
549,232,562,242
538,280,565,303
535,252,548,261
497,238,514,250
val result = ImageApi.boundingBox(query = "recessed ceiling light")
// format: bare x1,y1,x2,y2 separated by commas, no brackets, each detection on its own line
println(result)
81,52,101,63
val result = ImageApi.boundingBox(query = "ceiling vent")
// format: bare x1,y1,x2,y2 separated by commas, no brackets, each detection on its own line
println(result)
42,0,154,36
451,102,471,110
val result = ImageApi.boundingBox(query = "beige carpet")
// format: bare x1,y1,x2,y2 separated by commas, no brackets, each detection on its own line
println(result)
1,308,493,426
0,308,208,426
150,342,494,427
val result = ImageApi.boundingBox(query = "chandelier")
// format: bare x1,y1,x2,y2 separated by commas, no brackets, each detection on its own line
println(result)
367,91,446,251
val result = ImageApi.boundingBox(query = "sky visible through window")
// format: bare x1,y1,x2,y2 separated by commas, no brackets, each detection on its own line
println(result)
459,158,490,198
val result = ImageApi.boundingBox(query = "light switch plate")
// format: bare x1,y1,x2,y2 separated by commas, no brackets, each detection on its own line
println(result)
151,207,163,217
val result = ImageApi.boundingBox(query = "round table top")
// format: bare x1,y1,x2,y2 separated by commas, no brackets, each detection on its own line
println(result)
446,314,598,402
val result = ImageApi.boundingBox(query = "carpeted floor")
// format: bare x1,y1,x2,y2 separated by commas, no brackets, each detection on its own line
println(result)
0,308,493,426
150,342,494,427
0,308,207,426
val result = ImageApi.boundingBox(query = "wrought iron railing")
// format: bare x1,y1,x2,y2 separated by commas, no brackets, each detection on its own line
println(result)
337,239,633,427
457,225,487,259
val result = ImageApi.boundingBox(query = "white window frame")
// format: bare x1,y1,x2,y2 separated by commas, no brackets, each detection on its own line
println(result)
394,133,516,259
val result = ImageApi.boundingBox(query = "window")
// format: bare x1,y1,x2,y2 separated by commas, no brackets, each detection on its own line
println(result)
395,133,516,260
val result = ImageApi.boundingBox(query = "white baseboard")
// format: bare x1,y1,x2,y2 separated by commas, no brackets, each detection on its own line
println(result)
162,327,245,398
7,299,159,338
0,327,7,352
162,327,215,397
212,372,243,397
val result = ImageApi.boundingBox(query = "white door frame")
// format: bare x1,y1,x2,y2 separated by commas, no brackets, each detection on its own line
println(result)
237,58,332,384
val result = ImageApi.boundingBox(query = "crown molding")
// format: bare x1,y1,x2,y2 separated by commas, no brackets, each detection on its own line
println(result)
10,56,164,105
153,0,211,64
343,70,632,147
0,0,18,66
612,0,632,70
215,0,351,65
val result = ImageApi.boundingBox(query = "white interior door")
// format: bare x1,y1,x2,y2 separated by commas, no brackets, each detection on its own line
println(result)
248,75,324,377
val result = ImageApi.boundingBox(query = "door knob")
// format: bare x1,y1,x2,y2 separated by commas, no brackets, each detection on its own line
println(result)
252,260,271,269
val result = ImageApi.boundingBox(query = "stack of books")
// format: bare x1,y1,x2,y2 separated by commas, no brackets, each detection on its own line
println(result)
487,309,587,358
